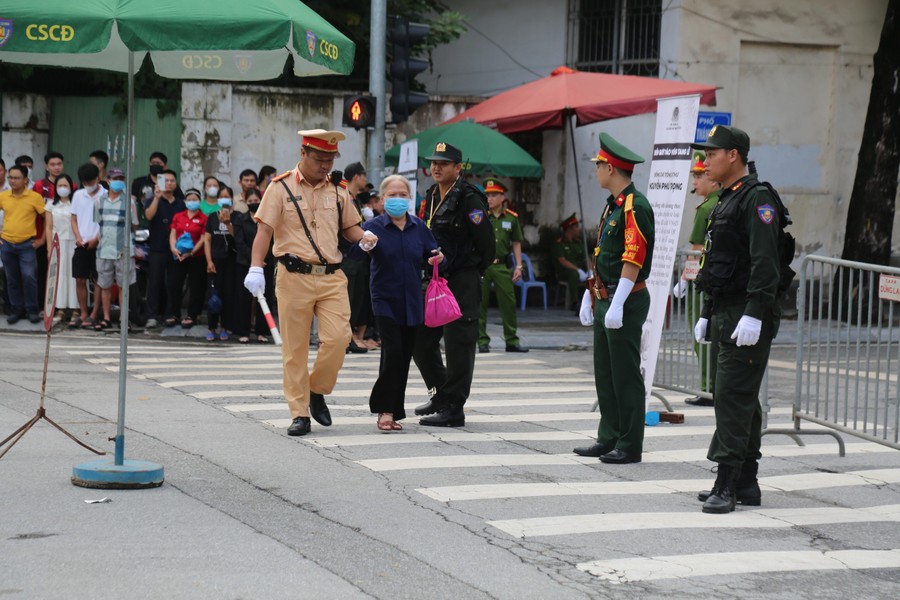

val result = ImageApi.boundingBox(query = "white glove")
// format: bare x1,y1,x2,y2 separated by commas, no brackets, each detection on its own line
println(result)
578,290,594,326
359,230,378,252
244,266,265,296
672,278,688,299
361,206,374,221
694,317,709,344
604,279,634,329
731,315,762,347
577,268,590,282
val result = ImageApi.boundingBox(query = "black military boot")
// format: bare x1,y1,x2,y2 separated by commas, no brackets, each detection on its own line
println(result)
701,464,738,514
419,404,465,427
697,460,761,506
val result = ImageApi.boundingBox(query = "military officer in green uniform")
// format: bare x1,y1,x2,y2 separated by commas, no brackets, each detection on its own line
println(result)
573,133,654,465
673,152,721,405
413,142,496,427
552,214,588,310
478,178,528,353
691,125,782,513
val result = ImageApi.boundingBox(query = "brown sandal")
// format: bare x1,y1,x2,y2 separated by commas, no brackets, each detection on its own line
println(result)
377,414,394,432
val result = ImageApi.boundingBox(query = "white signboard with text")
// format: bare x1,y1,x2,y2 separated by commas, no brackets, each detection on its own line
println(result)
399,139,418,211
641,95,702,408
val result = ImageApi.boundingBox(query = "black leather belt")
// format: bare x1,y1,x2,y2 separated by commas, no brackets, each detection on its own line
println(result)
278,254,341,275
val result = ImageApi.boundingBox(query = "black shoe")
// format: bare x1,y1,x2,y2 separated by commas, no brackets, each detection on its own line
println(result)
702,464,738,513
419,406,465,427
599,448,641,464
414,395,448,416
505,344,529,353
685,396,714,406
309,392,332,427
478,344,490,353
6,313,24,325
347,340,368,354
287,416,311,436
573,442,615,457
698,461,761,505
27,313,42,324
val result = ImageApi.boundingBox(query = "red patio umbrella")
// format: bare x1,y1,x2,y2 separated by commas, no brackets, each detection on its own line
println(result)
443,66,718,133
443,66,718,268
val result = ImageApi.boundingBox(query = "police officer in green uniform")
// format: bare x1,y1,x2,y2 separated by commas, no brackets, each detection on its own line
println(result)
552,214,588,310
413,142,496,427
573,133,654,464
691,125,782,513
478,178,528,353
673,152,721,405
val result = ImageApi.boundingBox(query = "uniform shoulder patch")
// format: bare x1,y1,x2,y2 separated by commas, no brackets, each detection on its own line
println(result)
468,208,485,225
624,194,635,212
271,171,291,183
505,208,518,218
757,203,775,224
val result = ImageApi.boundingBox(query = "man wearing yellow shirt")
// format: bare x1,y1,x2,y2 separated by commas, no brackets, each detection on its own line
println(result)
0,166,46,324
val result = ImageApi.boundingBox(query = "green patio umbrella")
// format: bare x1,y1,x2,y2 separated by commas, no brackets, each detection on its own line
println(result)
385,120,544,178
0,0,354,484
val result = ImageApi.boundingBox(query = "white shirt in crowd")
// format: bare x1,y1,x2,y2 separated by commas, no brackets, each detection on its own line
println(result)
71,186,106,242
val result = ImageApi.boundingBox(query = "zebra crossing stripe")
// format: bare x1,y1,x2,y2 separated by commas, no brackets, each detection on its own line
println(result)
417,468,900,502
196,386,596,400
353,443,891,472
488,503,900,538
159,376,596,388
576,549,900,584
304,430,598,448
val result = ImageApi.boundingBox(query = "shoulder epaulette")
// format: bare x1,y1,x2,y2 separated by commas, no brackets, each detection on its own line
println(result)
272,171,291,183
624,193,635,211
505,208,518,218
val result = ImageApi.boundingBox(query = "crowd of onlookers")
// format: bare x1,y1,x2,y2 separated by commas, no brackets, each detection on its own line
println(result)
0,150,387,346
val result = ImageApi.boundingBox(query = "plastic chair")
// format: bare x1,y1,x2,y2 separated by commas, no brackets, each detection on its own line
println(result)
513,253,547,310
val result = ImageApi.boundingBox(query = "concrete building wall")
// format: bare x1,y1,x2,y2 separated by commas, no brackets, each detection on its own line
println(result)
0,93,50,177
427,0,568,96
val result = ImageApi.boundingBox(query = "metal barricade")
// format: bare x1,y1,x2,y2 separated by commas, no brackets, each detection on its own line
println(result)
654,249,713,401
765,255,900,455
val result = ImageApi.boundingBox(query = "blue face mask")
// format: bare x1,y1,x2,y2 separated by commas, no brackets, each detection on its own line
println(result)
109,180,126,193
217,198,232,208
384,197,409,218
185,200,201,211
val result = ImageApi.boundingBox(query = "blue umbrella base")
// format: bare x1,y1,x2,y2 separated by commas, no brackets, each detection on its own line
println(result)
71,459,164,489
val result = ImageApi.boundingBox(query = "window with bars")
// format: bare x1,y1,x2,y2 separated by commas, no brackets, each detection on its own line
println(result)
568,0,661,77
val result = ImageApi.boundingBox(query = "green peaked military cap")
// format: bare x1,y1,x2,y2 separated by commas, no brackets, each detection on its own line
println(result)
690,125,750,154
590,132,645,170
561,212,579,229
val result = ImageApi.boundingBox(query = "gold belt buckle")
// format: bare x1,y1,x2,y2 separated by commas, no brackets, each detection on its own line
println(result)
311,264,327,275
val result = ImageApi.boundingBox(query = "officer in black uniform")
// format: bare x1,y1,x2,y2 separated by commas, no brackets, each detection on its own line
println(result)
413,142,495,427
691,125,783,513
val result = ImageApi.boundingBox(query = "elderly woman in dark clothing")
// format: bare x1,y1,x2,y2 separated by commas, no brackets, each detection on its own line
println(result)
353,175,443,431
232,187,275,343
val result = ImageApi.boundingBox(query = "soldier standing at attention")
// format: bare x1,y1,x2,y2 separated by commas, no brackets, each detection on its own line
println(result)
551,214,589,311
691,126,782,513
673,151,721,406
413,142,495,427
478,178,528,353
244,129,377,437
573,133,654,465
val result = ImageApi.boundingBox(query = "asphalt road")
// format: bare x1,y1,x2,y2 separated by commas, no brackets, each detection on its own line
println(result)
1,326,898,599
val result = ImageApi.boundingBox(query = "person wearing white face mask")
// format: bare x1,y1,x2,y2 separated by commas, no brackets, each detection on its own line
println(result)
45,173,80,324
70,162,105,329
200,176,222,216
351,175,443,431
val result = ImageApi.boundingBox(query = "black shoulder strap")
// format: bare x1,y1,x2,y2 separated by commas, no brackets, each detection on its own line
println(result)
279,179,328,266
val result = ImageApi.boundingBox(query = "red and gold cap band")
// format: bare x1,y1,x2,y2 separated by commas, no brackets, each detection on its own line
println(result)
303,136,340,153
593,149,634,172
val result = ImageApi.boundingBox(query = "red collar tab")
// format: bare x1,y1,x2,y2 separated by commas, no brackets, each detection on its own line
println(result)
731,181,743,192
615,194,625,207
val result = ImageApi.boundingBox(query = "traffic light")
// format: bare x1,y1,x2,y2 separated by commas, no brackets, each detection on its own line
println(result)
342,94,376,129
390,16,430,124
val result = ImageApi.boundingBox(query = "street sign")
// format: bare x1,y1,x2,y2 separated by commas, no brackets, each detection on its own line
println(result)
695,111,731,143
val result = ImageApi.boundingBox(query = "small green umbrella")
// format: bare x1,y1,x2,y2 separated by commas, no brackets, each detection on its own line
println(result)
385,120,544,178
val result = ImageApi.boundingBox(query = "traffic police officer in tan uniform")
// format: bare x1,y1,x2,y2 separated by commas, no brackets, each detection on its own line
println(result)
478,178,528,353
573,133,654,464
245,129,376,436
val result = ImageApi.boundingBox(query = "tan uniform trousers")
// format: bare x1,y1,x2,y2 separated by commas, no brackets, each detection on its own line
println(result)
276,264,352,418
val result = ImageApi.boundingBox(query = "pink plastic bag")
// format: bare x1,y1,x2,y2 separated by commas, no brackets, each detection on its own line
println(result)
424,261,462,328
